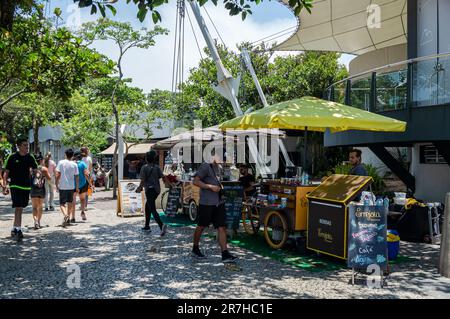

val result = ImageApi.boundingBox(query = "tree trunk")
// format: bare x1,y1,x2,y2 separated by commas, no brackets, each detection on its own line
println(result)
112,115,119,199
0,0,16,31
32,113,40,155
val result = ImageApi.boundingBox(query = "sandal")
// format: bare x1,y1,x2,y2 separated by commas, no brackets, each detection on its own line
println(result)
81,212,87,221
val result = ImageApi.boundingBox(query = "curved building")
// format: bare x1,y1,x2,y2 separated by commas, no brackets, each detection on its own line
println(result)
277,0,450,202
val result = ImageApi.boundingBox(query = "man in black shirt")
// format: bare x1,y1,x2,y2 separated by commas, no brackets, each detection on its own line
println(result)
2,139,38,241
238,164,256,198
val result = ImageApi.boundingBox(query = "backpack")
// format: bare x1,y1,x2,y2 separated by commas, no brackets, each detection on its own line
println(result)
32,167,45,189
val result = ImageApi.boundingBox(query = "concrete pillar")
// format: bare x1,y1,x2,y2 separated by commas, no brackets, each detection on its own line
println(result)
439,193,450,277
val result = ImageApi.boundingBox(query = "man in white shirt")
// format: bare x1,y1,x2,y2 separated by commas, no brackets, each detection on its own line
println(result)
55,149,79,227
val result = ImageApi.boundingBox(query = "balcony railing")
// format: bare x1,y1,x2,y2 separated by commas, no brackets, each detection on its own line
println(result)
325,52,450,112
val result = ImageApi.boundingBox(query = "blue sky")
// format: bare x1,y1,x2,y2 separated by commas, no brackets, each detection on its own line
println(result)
48,0,354,93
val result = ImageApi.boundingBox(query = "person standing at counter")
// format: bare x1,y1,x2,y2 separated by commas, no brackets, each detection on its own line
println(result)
191,153,238,263
238,164,256,198
349,149,368,176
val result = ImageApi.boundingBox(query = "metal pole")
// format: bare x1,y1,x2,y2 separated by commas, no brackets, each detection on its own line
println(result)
439,193,450,277
303,127,308,174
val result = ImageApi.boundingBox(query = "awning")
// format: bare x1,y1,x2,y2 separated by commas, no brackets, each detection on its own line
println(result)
276,0,407,55
100,143,154,155
153,125,285,150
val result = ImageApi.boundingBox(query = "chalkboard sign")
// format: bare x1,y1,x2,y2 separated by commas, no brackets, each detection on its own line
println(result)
222,185,244,230
347,205,388,270
165,187,181,217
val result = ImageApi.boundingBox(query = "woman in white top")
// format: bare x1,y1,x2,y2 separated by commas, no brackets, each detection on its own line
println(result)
44,152,57,211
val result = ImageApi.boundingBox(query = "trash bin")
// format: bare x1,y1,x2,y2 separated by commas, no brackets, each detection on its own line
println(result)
387,230,400,260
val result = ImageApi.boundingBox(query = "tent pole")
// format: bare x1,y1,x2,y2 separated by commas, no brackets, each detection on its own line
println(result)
303,127,308,174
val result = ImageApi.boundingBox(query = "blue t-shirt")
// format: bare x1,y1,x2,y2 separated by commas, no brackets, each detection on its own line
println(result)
75,161,88,188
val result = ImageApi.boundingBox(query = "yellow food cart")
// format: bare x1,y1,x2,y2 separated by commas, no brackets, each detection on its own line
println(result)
242,180,316,249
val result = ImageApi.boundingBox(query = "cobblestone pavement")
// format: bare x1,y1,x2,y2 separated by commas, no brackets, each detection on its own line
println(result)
1,190,449,299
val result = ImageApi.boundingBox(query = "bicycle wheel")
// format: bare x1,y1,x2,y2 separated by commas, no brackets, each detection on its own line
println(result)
188,200,198,222
160,190,169,213
263,210,289,249
242,204,261,235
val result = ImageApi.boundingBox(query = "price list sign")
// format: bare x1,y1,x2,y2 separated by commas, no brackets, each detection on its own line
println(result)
347,205,388,270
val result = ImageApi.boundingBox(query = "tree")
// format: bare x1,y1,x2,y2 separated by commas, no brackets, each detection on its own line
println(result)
60,91,112,155
176,44,348,127
79,18,168,198
0,10,114,111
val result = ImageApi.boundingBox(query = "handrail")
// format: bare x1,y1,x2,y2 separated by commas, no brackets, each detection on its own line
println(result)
327,51,450,91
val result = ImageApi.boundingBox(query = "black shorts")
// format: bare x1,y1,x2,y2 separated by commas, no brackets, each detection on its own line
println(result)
78,183,89,194
59,189,75,205
11,188,30,208
198,203,226,229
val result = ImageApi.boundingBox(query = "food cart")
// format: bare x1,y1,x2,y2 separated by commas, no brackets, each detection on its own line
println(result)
242,178,317,249
161,175,201,222
306,174,373,260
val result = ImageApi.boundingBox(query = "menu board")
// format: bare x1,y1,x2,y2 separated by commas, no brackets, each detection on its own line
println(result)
117,180,145,217
165,187,181,217
347,205,387,270
222,185,244,230
307,200,347,259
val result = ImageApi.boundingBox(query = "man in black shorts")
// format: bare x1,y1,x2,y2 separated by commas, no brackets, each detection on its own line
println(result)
2,139,38,240
192,154,237,263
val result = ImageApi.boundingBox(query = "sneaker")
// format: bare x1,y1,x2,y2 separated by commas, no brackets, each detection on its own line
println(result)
16,229,24,241
142,226,151,232
11,229,24,241
222,251,238,263
62,216,69,227
160,224,167,236
191,248,206,259
81,212,87,221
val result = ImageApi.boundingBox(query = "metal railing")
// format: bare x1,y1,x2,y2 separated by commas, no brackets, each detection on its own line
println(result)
325,51,450,112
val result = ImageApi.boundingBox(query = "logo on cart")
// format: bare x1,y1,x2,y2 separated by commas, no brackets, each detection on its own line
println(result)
318,228,333,243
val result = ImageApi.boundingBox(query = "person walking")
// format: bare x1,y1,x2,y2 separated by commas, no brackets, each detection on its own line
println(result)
136,150,167,236
191,152,238,263
30,154,51,229
55,149,79,227
44,152,56,211
80,146,93,210
71,151,90,223
1,139,38,241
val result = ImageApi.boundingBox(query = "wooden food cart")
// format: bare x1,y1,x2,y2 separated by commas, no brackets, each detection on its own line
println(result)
162,180,201,222
306,174,373,260
242,180,316,249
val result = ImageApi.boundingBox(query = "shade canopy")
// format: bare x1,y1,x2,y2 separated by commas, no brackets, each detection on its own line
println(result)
219,96,406,133
153,125,285,150
276,0,407,55
100,143,154,155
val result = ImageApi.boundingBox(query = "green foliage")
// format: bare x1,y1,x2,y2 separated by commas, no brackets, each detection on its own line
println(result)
329,163,386,195
0,10,114,110
176,43,348,128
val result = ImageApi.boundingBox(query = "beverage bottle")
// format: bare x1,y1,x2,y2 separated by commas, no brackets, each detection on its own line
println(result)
384,196,390,211
376,197,384,207
305,173,309,185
